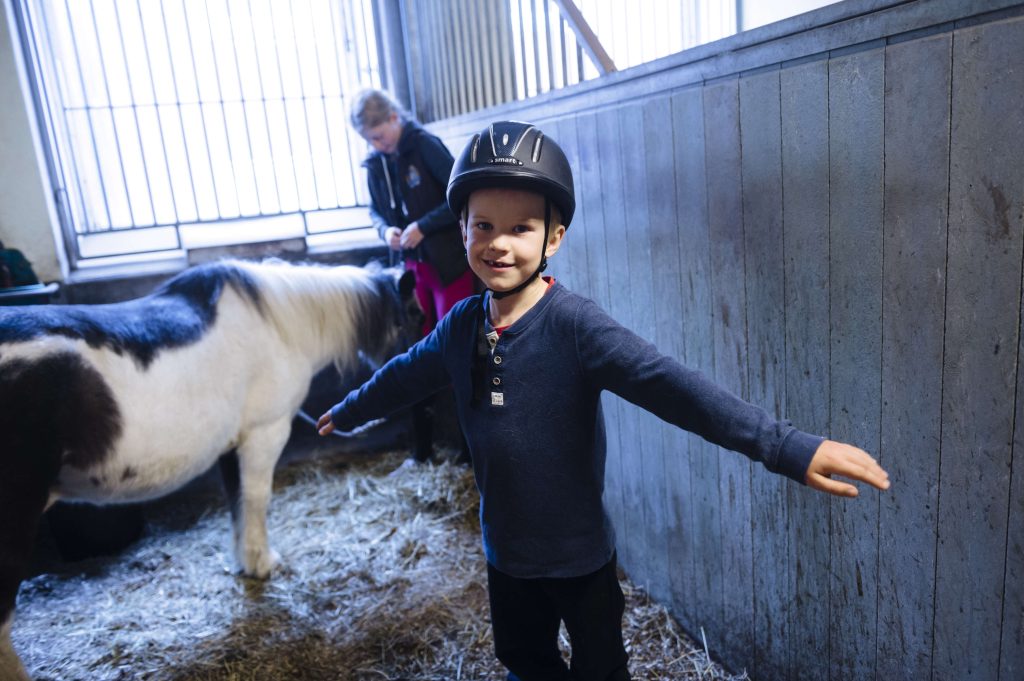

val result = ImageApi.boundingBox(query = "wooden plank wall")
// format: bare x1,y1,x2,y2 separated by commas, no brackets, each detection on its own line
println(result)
432,3,1024,678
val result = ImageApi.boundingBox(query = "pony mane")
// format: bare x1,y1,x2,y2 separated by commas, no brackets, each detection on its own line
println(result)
233,259,383,369
155,260,264,312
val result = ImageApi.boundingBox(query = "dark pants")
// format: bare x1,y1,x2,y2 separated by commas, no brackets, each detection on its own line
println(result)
487,556,631,681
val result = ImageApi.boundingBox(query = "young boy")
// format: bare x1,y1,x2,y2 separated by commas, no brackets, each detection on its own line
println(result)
318,121,890,681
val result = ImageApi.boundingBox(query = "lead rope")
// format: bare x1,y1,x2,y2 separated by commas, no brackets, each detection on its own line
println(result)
381,156,399,269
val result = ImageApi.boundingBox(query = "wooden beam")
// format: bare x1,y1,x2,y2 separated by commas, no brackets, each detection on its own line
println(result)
550,0,616,75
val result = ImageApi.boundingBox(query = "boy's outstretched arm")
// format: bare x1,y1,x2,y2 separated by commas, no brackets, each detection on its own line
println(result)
805,440,890,497
316,322,454,438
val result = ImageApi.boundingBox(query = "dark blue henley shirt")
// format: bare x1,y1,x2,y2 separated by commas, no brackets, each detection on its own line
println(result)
330,282,823,578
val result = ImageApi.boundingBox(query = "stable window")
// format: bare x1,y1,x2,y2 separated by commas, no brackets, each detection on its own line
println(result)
13,0,382,268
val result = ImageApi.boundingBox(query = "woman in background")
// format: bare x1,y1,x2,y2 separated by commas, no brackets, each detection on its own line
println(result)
350,89,475,465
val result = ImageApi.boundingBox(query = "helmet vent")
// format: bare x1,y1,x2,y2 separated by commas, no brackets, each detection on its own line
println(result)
449,121,574,227
490,122,535,158
470,134,480,163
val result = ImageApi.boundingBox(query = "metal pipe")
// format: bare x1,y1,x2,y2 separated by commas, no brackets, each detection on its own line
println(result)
266,0,302,211
281,1,322,210
326,0,360,205
222,0,263,215
543,0,553,92
64,0,115,229
35,0,91,240
111,0,158,227
179,0,225,219
133,0,180,226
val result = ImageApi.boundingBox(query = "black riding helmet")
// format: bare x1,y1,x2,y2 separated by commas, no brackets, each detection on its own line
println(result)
447,121,575,226
448,121,576,299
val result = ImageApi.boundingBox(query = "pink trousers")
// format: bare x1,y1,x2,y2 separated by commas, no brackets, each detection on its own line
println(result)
406,259,476,336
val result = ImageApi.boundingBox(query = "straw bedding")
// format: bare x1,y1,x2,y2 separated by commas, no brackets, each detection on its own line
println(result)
14,439,750,680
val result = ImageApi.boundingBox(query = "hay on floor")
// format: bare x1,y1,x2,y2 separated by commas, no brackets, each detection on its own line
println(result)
14,446,750,680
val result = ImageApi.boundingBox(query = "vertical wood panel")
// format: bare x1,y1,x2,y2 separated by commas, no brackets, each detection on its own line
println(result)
546,118,578,293
827,44,884,679
557,116,590,298
596,106,642,571
995,20,1024,679
703,76,754,669
877,32,950,678
618,102,665,596
574,111,625,541
739,66,789,680
659,91,697,630
1006,276,1024,680
936,16,1024,680
642,95,683,607
575,111,608,307
780,57,832,681
670,86,720,634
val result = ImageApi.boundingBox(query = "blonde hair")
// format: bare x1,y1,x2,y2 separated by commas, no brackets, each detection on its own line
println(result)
349,89,408,131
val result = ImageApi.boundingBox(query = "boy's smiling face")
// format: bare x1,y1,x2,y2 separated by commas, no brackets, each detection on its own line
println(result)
462,188,565,295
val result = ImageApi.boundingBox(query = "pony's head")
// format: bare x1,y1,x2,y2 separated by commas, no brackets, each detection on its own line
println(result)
357,262,423,369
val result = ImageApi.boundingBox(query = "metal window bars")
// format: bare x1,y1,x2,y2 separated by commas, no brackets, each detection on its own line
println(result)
15,0,382,264
13,0,743,264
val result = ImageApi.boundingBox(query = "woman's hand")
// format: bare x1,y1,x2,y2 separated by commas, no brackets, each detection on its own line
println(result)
383,226,402,251
400,223,424,249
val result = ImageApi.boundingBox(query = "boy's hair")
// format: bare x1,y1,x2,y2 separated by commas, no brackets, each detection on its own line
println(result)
349,89,408,131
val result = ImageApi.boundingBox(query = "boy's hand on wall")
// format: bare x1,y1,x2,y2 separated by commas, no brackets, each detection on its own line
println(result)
805,440,890,497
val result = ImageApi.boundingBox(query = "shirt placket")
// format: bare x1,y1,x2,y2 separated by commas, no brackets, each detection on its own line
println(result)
489,339,506,407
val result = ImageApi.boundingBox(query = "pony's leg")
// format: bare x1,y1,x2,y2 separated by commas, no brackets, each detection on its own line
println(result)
233,420,291,578
411,396,434,462
218,449,240,528
0,473,46,681
1,614,30,681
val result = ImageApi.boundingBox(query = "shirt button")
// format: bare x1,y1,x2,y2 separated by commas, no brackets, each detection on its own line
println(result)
494,355,502,364
492,377,501,386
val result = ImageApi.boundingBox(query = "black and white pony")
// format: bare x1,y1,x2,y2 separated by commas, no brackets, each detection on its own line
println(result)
0,259,418,680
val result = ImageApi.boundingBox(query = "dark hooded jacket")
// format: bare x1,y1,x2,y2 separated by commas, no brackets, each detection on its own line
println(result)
363,120,468,285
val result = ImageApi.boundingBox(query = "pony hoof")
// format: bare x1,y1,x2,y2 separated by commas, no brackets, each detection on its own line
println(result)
240,548,280,579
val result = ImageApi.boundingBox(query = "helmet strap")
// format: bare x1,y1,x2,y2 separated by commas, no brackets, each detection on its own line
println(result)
490,198,551,300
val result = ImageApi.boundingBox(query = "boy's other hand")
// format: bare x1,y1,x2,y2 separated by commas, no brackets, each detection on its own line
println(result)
805,440,890,497
316,411,336,436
